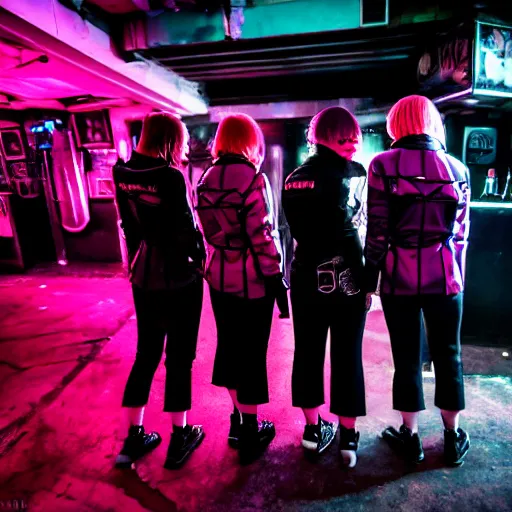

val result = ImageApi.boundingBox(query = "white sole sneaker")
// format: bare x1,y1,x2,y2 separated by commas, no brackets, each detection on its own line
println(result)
302,439,318,451
302,422,338,454
340,449,357,468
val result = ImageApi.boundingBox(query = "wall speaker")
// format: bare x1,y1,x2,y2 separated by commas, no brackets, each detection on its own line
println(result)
462,126,497,165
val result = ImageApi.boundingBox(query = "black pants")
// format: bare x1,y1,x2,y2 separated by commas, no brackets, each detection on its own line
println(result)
210,287,275,405
275,284,290,316
290,269,367,417
122,280,203,412
381,293,465,413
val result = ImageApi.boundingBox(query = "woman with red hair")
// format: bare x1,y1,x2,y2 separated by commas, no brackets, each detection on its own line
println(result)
196,113,283,465
365,95,471,466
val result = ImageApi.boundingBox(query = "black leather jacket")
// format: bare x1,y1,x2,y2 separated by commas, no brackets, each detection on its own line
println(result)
282,144,367,275
113,151,204,290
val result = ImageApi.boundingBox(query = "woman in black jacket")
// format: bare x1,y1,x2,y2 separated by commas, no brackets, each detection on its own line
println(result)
283,107,370,467
113,112,205,470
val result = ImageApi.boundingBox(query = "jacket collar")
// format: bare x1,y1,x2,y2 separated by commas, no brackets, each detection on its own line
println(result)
312,144,349,165
115,151,170,173
213,153,257,170
391,134,445,151
304,144,365,177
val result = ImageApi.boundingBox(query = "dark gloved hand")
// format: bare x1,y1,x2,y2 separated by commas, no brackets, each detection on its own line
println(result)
264,273,287,298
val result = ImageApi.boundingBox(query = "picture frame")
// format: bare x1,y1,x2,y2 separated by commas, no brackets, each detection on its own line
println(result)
474,21,512,98
71,110,113,149
0,129,26,161
86,149,118,200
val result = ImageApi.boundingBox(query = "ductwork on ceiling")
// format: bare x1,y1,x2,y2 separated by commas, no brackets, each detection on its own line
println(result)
0,0,208,115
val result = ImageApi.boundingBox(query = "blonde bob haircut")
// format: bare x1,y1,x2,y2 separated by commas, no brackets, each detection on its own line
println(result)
386,95,446,147
211,113,265,168
307,106,362,147
137,112,188,168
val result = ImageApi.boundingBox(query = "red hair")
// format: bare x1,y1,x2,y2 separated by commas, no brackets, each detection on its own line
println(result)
307,106,362,146
211,113,265,167
386,95,446,146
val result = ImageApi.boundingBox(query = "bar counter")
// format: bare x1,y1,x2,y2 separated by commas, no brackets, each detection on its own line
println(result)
462,201,512,346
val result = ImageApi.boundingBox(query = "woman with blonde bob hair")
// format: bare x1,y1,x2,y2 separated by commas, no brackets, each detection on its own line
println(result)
196,113,283,465
283,106,369,467
113,112,206,470
365,95,471,466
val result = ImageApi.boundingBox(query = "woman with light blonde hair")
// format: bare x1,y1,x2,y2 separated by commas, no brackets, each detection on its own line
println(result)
283,106,369,467
113,112,205,470
196,113,283,465
365,95,471,466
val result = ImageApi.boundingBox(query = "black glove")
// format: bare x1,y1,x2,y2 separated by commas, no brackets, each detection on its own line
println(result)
264,273,287,298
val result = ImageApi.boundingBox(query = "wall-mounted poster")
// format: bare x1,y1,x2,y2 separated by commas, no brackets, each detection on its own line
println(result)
0,129,26,161
71,110,113,149
474,22,512,98
87,149,118,199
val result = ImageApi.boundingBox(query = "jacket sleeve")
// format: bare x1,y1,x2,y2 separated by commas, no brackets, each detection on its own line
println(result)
167,171,205,265
114,184,141,265
244,172,282,278
364,157,389,293
453,178,470,284
351,175,368,247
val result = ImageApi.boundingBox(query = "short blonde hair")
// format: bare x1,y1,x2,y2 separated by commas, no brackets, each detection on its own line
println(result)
307,106,362,146
137,112,188,168
211,113,265,167
386,95,446,146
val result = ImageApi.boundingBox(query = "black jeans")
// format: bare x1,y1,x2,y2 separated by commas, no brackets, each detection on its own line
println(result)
381,293,465,412
290,268,367,417
210,287,275,405
122,280,203,412
275,284,290,316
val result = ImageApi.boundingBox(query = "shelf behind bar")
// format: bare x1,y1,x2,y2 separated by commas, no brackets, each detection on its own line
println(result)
470,201,512,209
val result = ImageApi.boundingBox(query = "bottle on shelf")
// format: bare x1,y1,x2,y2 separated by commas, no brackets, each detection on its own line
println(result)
480,168,501,201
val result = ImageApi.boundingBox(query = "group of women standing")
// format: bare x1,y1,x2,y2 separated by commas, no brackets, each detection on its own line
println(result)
112,95,471,471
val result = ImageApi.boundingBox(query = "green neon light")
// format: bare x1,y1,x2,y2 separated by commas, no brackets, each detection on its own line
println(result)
470,201,512,209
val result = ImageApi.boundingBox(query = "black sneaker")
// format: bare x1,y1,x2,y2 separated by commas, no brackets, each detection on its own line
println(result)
339,426,360,468
164,425,205,470
228,411,241,449
238,420,276,465
444,427,470,467
381,425,424,465
115,425,162,468
302,417,337,455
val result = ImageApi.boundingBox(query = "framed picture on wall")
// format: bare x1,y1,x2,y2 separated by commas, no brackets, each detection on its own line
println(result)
474,22,512,98
0,129,25,161
71,110,113,149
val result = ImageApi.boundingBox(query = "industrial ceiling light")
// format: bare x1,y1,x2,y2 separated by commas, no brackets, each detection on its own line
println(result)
14,55,49,69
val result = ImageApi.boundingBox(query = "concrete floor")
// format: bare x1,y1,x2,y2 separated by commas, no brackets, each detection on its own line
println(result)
0,265,511,512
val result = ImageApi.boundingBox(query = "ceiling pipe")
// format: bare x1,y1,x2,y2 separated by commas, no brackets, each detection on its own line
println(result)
0,6,208,115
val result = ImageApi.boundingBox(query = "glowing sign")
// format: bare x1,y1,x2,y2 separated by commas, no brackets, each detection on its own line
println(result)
474,22,512,98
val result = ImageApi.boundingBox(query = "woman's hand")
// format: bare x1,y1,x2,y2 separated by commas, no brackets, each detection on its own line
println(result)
365,293,373,311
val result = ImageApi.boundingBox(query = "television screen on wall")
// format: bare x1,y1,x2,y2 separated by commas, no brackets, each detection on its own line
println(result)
474,21,512,98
